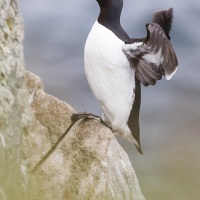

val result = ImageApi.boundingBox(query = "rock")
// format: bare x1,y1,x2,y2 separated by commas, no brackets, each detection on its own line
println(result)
25,71,75,167
25,72,145,200
0,1,30,199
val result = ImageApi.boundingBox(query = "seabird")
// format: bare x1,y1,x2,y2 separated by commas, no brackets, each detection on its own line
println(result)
72,0,178,154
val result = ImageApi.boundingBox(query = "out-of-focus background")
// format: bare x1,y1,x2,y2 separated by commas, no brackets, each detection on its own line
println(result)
18,0,200,199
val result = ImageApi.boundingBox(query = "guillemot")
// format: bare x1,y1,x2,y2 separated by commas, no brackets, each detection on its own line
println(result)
72,0,178,154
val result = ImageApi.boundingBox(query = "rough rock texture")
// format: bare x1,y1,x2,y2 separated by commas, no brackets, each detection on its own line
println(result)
0,0,30,199
24,71,75,169
25,71,145,200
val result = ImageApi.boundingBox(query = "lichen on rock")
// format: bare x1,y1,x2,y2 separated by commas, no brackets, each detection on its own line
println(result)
0,0,30,199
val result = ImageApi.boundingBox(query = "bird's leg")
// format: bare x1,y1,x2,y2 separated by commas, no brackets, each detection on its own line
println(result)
32,112,111,173
71,112,112,130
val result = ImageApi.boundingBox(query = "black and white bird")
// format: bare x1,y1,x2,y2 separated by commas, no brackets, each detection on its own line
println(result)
72,0,178,154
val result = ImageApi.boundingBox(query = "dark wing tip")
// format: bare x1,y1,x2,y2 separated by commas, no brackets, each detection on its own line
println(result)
152,7,174,39
144,23,178,81
167,8,174,17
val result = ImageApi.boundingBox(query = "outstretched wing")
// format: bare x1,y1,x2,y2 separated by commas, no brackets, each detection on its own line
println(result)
123,23,178,86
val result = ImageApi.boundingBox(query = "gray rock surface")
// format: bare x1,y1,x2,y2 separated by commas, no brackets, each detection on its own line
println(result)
0,0,29,199
25,71,145,200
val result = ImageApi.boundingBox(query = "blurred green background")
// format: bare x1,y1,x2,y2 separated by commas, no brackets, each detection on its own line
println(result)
19,0,200,199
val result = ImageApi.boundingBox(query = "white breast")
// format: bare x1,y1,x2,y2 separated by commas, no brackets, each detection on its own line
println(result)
84,21,136,141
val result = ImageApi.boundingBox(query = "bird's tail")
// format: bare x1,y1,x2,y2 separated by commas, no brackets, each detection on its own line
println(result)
135,143,143,155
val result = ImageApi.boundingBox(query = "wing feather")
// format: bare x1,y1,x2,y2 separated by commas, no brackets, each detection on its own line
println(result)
123,23,178,86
